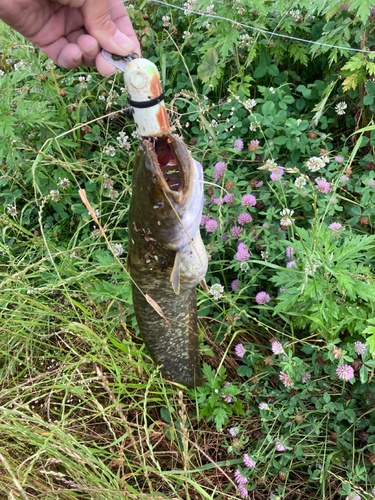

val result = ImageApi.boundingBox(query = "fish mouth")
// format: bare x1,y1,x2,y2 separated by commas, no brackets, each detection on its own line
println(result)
149,136,185,192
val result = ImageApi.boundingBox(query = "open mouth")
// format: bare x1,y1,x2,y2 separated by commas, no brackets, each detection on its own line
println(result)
152,137,184,192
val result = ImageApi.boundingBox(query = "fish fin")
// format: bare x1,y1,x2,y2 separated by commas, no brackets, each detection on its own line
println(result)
126,253,131,271
170,251,181,295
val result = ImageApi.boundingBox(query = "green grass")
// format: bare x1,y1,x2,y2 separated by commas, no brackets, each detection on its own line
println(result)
1,10,375,500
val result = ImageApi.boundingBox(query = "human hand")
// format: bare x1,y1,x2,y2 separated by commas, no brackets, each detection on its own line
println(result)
0,0,141,75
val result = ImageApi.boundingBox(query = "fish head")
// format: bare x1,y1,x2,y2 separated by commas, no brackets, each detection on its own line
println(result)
134,133,204,251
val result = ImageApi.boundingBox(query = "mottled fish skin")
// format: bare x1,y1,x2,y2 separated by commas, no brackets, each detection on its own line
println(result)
128,134,207,387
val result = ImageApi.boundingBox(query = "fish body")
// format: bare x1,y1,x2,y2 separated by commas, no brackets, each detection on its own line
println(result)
103,52,208,386
128,134,208,387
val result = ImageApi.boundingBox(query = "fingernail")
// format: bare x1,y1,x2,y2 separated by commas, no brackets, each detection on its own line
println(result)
73,50,83,63
113,29,136,52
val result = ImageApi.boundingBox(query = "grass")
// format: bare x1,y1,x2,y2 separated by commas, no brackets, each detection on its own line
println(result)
1,13,375,500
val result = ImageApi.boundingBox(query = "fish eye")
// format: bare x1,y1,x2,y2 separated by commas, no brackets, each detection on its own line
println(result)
154,201,164,209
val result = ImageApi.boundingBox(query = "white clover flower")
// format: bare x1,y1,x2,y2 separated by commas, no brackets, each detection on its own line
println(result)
58,178,70,189
117,131,131,150
240,261,249,272
182,31,191,39
280,208,295,227
108,189,119,199
305,156,325,172
162,15,170,26
322,155,330,164
131,130,139,139
112,243,124,257
245,98,257,110
50,190,60,202
0,70,5,77
99,95,106,101
335,101,347,115
6,205,18,217
209,283,224,300
296,119,302,126
239,33,253,48
269,87,276,94
295,176,306,188
45,62,56,70
261,251,269,261
205,4,215,14
249,121,258,131
86,74,92,82
104,145,116,157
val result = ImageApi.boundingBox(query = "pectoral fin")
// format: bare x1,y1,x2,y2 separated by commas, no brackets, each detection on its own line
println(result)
170,250,181,295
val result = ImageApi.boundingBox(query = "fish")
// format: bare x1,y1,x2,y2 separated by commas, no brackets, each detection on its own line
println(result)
127,133,208,388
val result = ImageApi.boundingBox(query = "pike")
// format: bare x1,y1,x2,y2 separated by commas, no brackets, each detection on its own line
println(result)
103,51,208,387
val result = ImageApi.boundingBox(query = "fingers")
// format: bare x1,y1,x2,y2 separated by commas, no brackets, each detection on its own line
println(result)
81,0,137,57
41,38,83,69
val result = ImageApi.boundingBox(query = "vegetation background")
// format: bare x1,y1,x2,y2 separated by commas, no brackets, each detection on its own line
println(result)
1,0,375,498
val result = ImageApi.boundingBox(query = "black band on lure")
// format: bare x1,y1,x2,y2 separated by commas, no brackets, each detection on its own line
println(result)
128,92,164,109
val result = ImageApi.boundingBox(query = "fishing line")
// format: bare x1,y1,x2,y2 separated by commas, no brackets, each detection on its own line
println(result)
117,0,375,55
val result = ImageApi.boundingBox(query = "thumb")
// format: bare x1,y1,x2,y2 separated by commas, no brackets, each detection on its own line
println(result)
81,0,137,55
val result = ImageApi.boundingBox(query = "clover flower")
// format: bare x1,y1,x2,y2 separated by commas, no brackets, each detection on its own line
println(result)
205,219,218,232
295,176,307,188
238,486,248,498
162,15,170,26
112,243,124,256
117,131,131,150
354,341,366,356
245,98,257,109
335,156,344,163
238,213,252,225
248,140,260,152
235,343,245,357
223,193,234,203
255,291,270,305
236,243,250,262
280,208,295,226
328,222,342,233
336,364,355,381
256,180,263,187
340,174,349,183
270,168,284,181
345,492,361,500
58,178,70,189
335,102,347,115
234,469,248,485
108,189,119,199
234,139,244,151
306,156,325,172
209,283,224,300
242,194,256,207
50,190,61,202
201,214,210,226
229,427,239,437
271,341,283,355
210,195,221,205
316,178,331,194
258,402,269,410
367,179,375,188
333,346,343,359
279,371,294,387
302,371,311,383
214,161,226,181
231,279,240,291
6,205,18,217
249,121,258,131
222,382,233,403
240,262,249,272
274,438,286,452
243,454,256,467
231,226,243,238
104,145,116,157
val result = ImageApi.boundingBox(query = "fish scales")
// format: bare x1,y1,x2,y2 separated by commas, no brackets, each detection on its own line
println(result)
128,133,208,387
